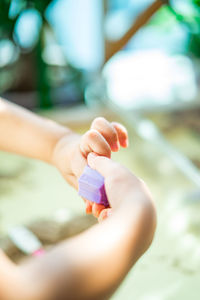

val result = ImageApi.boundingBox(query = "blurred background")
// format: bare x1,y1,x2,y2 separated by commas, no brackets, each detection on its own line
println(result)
0,0,200,299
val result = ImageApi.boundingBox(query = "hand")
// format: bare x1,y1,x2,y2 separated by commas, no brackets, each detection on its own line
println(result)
52,117,128,215
87,153,155,222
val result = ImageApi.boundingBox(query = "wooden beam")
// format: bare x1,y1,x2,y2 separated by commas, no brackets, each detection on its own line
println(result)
104,0,168,63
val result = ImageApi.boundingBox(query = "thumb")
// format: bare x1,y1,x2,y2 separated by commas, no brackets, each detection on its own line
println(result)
87,152,118,178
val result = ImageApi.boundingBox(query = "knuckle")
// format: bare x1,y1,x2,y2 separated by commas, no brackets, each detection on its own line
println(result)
86,129,99,140
100,144,111,158
112,122,127,134
92,117,107,127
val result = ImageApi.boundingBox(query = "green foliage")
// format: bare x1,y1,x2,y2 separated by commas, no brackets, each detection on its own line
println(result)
194,0,200,7
163,0,200,56
0,0,85,109
0,0,52,40
0,1,16,39
148,6,178,30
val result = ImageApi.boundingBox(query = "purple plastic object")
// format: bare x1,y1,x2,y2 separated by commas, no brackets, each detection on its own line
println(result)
78,165,109,207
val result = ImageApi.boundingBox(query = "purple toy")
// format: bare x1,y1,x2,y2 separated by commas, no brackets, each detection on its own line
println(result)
78,165,109,207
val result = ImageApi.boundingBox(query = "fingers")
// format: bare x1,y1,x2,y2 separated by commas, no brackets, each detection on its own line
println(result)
98,208,112,222
85,199,106,218
85,200,106,218
85,200,92,214
88,152,119,178
80,129,111,158
81,118,128,219
92,203,105,218
111,122,128,148
80,118,128,160
91,118,128,151
91,117,119,152
85,201,111,221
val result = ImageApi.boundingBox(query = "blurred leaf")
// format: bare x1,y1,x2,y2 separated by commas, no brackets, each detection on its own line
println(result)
188,33,200,56
24,0,52,14
193,0,200,7
8,0,26,19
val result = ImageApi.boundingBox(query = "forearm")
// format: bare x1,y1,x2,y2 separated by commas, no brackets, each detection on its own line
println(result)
21,198,156,300
0,98,74,163
0,250,33,300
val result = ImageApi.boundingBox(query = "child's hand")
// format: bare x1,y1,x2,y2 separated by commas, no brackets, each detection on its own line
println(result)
52,117,128,216
87,153,155,223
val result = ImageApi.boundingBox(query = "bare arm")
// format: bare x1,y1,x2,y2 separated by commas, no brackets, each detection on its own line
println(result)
0,97,128,194
26,199,155,300
0,98,72,163
1,156,156,300
0,99,155,299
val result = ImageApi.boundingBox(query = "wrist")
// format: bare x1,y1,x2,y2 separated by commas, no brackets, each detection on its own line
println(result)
51,129,80,171
43,122,72,164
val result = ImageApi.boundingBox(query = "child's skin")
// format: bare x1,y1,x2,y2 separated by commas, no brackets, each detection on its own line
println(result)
0,154,156,300
0,98,156,300
0,98,128,219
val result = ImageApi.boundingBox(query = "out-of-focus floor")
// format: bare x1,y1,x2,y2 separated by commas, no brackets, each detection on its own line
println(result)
0,106,200,300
